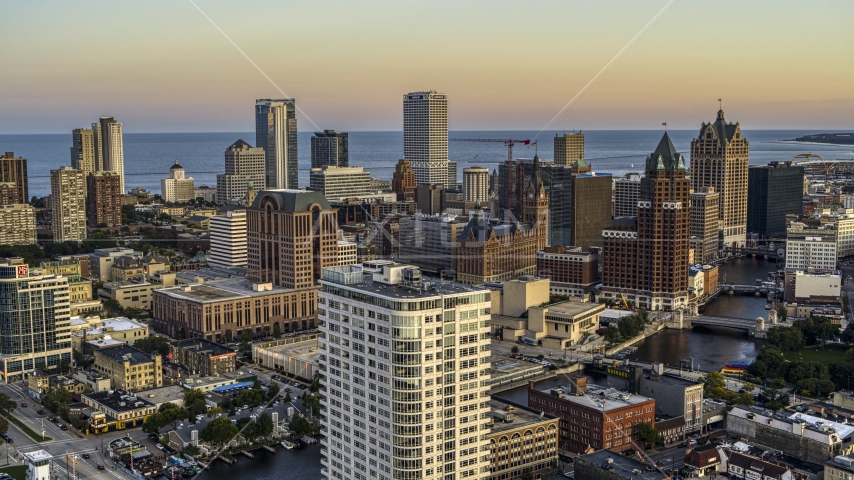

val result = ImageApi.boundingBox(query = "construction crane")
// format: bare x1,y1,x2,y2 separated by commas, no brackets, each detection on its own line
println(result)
449,138,534,163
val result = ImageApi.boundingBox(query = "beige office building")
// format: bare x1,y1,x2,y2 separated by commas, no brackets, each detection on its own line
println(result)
51,167,88,243
92,345,163,392
209,210,248,268
309,166,372,201
690,186,720,263
486,399,559,480
218,139,266,204
0,204,37,245
554,132,585,166
690,109,749,248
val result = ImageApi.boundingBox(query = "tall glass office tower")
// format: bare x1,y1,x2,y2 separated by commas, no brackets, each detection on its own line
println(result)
256,99,298,189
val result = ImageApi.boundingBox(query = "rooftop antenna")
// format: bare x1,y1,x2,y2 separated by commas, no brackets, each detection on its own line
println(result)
719,98,722,110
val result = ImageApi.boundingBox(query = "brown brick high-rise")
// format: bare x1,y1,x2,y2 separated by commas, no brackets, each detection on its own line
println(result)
247,190,339,289
86,171,122,227
0,152,28,204
602,133,690,311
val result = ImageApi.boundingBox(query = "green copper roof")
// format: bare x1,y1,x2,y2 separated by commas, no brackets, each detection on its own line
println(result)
646,132,685,172
250,189,332,211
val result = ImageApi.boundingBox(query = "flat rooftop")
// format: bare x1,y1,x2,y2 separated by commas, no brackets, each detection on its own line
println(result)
543,299,603,317
579,448,666,480
95,344,155,365
22,450,53,462
540,382,653,412
488,398,556,434
84,390,155,412
171,338,234,357
101,317,147,331
321,266,486,300
136,385,187,405
258,338,321,365
156,279,308,303
486,356,543,378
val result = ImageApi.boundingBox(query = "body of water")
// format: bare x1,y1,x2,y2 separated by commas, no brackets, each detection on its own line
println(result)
199,444,323,480
1,129,852,198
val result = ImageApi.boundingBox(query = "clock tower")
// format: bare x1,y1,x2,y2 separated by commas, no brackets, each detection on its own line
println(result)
522,155,549,239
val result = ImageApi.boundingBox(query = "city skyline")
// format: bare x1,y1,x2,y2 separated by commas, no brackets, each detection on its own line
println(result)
1,1,853,134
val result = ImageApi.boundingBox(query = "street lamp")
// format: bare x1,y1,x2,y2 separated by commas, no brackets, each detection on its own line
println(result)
689,356,695,373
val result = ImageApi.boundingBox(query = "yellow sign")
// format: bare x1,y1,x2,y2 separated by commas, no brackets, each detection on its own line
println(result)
607,367,629,378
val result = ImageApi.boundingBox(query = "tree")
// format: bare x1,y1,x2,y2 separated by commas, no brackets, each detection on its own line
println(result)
224,330,233,343
776,303,788,323
103,298,124,317
0,416,8,437
521,472,534,480
272,323,282,339
207,407,223,418
184,389,208,417
511,346,519,354
267,383,280,400
159,403,190,428
124,307,145,320
239,330,253,354
183,444,201,457
283,392,292,403
604,325,621,344
133,336,172,356
288,415,312,438
845,293,851,315
142,413,167,434
42,387,72,414
256,413,274,438
200,417,238,448
57,360,71,374
290,321,299,332
701,372,727,391
636,422,660,447
766,326,805,351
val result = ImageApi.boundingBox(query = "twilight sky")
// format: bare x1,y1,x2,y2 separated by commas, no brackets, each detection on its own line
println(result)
1,0,853,133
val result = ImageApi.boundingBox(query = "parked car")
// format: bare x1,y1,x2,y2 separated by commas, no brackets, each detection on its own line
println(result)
60,425,68,431
156,443,164,450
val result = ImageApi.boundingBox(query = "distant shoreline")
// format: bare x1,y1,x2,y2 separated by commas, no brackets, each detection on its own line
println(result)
789,133,854,145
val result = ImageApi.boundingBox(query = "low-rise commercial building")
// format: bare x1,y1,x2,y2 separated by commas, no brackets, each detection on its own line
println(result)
575,448,668,480
826,456,854,480
169,338,236,376
97,281,158,310
537,245,599,297
486,398,559,480
71,317,149,350
92,345,163,392
727,406,854,464
89,247,139,282
252,335,319,380
73,369,112,392
82,389,157,434
150,279,318,343
528,377,656,454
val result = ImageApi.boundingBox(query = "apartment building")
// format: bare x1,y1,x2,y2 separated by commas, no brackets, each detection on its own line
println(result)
690,187,720,264
51,166,88,242
209,210,248,268
0,204,37,245
0,262,73,383
309,166,372,201
536,246,599,297
486,398,559,480
319,263,493,480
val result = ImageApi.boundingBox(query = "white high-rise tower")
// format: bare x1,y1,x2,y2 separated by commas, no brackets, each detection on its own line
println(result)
404,91,449,187
92,116,125,193
319,263,493,480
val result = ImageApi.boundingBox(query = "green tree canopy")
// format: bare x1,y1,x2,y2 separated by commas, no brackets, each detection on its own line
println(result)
636,421,660,447
200,417,238,448
0,393,18,415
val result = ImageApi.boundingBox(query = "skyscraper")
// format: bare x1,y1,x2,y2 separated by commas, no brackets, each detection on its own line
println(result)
747,162,805,238
391,158,416,201
50,167,88,243
92,117,125,193
554,132,585,166
602,133,690,310
403,91,449,186
256,99,298,189
247,190,338,289
86,171,122,227
690,109,749,248
0,260,73,382
319,263,493,480
690,187,720,264
463,166,489,203
310,130,348,168
0,152,28,204
70,128,96,174
614,173,642,219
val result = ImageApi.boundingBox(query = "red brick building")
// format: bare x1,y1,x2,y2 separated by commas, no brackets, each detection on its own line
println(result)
536,245,599,297
527,377,656,454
